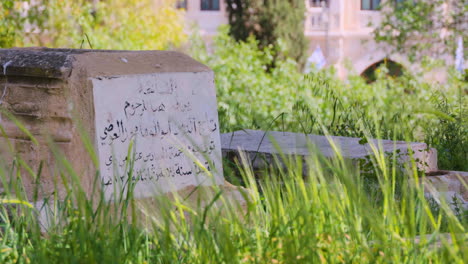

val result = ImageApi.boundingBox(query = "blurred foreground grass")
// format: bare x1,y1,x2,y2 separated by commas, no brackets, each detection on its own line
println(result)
0,124,466,264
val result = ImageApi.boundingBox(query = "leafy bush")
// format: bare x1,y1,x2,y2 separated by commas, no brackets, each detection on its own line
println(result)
193,27,467,170
225,0,308,67
192,26,306,132
0,0,187,50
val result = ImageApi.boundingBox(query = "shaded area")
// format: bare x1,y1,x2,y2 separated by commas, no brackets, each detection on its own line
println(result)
361,59,404,83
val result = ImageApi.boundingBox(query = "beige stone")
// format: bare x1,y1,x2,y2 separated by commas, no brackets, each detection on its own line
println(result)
0,48,224,201
221,129,438,173
35,180,251,230
422,170,468,210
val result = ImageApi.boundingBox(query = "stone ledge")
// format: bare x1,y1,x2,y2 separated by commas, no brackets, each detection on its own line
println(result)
33,181,251,231
0,48,74,79
0,48,211,79
221,129,438,173
422,170,468,210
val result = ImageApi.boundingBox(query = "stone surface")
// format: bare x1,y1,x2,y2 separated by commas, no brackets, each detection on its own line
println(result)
221,130,438,173
92,71,223,200
35,180,251,231
422,170,468,210
0,48,224,201
412,233,467,248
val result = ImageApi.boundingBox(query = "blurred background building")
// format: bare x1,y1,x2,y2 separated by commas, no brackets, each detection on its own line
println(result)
178,0,407,79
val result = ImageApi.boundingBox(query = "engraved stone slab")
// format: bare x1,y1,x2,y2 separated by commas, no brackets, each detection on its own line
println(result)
0,48,224,201
92,72,223,199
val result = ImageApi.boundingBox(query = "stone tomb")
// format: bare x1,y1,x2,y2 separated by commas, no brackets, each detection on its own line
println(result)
222,130,468,208
0,48,224,201
221,130,438,173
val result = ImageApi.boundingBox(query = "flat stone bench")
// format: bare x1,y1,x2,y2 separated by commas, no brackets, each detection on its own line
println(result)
221,129,438,173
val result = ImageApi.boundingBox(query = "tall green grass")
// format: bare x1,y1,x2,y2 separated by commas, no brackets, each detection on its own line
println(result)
0,125,466,263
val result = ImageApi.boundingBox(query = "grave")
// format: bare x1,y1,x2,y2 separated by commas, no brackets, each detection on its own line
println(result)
422,170,468,210
221,129,438,173
0,48,231,203
220,130,468,208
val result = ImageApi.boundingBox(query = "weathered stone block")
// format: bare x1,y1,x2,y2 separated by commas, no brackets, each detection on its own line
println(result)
0,48,224,201
423,170,468,210
221,130,438,173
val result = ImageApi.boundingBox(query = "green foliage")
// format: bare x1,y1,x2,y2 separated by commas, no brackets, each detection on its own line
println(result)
373,0,467,62
193,28,467,170
0,0,187,50
424,78,468,170
0,0,22,47
192,26,305,131
0,0,45,48
225,0,309,68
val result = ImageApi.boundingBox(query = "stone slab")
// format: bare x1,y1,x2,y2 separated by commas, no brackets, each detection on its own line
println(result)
221,130,438,173
34,180,251,231
0,48,209,78
0,48,224,201
93,71,223,199
422,170,468,210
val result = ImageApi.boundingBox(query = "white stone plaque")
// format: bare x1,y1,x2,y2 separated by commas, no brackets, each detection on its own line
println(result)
92,72,224,200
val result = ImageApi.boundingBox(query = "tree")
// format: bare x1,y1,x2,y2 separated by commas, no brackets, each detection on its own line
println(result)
225,0,308,68
1,0,187,50
373,0,467,62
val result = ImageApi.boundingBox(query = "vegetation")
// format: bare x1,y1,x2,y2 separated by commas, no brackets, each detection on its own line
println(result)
0,0,186,50
0,1,467,263
0,0,45,48
0,127,466,263
373,0,467,62
225,0,308,68
193,27,467,171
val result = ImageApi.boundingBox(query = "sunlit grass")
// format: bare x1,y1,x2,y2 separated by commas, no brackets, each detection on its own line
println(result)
0,124,466,263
